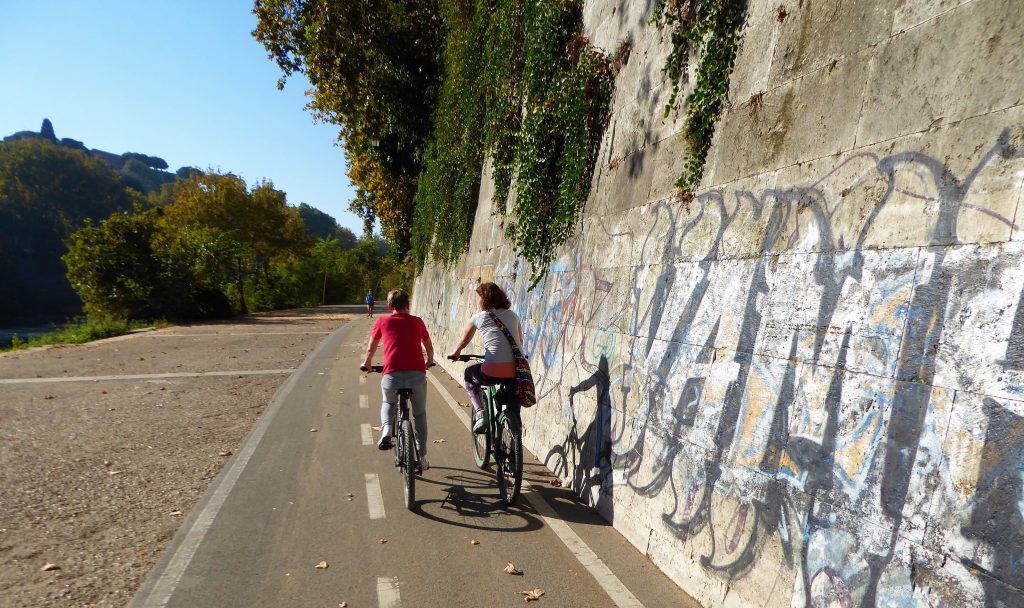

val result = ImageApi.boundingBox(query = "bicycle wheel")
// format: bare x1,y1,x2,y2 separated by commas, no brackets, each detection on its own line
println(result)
495,412,523,505
471,392,491,469
400,418,416,509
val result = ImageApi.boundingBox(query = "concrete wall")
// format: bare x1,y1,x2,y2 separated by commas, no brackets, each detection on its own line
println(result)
413,1,1024,606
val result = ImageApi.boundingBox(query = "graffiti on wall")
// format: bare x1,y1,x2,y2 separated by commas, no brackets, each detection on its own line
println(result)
416,128,1024,607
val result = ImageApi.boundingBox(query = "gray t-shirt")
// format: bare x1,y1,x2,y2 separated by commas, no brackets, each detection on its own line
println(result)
471,308,523,364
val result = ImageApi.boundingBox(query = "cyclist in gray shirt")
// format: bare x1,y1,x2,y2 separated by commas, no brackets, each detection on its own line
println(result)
447,282,524,433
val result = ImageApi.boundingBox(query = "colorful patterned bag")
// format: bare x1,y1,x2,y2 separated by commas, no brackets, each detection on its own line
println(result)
488,312,536,408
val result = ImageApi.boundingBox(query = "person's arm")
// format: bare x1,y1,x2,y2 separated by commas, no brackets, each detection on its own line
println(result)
360,337,379,369
421,321,435,367
361,321,381,369
447,320,477,359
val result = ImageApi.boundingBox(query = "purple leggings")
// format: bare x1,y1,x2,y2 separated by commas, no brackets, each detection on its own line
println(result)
463,363,504,414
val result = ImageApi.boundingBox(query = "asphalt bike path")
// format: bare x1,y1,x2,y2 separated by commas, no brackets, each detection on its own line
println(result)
131,314,697,607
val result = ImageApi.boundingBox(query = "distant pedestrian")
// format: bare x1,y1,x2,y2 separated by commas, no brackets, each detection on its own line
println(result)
365,291,375,317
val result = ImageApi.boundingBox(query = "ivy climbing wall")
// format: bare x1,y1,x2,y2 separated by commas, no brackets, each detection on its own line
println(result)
413,1,1024,606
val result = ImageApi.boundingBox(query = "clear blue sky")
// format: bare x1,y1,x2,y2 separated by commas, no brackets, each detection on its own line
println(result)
0,0,366,235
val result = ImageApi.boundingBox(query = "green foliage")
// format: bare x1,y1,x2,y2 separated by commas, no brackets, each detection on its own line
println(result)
253,0,445,253
652,0,747,195
121,152,169,170
62,169,400,323
1,316,152,353
297,202,358,248
0,137,136,324
412,0,613,287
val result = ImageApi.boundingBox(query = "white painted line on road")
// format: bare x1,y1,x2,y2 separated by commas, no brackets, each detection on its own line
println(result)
524,493,644,608
426,371,470,428
365,473,386,520
377,576,401,608
360,394,369,409
0,369,296,384
361,423,373,446
140,331,332,337
129,326,347,608
426,369,645,608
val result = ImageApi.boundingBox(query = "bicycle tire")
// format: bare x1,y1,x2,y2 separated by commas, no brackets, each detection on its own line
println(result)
401,418,416,509
471,392,492,469
495,412,523,505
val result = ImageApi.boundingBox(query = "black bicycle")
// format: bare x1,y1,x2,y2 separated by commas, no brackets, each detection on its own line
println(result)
360,365,425,510
449,354,523,505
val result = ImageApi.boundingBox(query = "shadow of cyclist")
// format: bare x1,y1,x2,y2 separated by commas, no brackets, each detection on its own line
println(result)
562,354,614,522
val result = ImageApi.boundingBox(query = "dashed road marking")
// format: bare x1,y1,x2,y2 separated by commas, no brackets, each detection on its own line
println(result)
377,576,401,608
360,394,369,409
361,423,373,446
0,369,295,384
365,473,386,520
426,369,645,608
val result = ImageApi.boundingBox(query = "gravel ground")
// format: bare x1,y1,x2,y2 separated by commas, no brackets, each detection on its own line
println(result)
0,307,358,607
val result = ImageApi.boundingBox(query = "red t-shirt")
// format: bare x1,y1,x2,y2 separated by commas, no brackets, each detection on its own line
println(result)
371,312,430,375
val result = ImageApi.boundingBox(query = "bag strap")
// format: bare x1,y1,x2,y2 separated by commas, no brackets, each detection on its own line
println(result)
488,311,525,361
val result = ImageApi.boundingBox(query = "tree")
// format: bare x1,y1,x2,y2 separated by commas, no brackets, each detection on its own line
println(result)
63,210,162,319
40,118,56,141
252,0,445,255
161,172,306,313
64,208,234,321
0,137,135,323
297,202,358,248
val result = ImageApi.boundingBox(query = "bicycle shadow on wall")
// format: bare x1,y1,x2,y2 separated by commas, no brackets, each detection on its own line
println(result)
545,354,616,523
412,465,545,533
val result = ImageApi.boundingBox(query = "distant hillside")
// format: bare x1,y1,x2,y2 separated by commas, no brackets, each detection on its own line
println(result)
2,119,186,195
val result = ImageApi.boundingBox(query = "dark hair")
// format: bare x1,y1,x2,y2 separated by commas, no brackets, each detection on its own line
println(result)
387,289,410,311
476,282,511,310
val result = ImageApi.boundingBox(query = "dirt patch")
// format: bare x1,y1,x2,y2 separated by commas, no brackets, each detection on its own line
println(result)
0,307,357,607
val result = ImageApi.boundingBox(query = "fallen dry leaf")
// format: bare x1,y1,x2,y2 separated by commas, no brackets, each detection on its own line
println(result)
345,492,354,498
169,510,183,516
315,561,329,569
504,562,523,575
41,563,60,571
310,428,318,432
103,460,111,466
432,439,446,443
325,412,332,417
549,479,562,487
521,587,545,602
372,426,382,431
378,538,388,544
339,603,348,607
219,450,233,457
470,539,480,545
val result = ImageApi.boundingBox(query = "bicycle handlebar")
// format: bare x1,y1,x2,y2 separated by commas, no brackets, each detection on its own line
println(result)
448,354,484,362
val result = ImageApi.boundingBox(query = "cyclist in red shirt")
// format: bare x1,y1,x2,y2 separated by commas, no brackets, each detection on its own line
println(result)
360,289,436,468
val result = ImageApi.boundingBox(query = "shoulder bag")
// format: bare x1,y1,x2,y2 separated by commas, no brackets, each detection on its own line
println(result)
488,312,536,407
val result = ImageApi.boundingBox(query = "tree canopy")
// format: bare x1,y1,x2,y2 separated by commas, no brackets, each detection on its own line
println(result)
252,0,445,254
0,137,136,323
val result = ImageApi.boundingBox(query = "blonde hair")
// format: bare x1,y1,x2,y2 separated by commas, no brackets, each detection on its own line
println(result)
387,289,410,311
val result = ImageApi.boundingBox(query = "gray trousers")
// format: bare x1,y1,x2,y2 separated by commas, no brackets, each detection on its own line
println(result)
380,371,428,456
